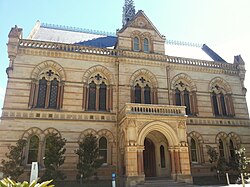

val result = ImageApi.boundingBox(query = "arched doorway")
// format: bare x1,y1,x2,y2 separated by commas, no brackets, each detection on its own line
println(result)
143,131,171,178
143,138,156,177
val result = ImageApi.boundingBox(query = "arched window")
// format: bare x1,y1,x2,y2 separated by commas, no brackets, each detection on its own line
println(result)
134,84,141,103
88,81,96,110
229,139,235,158
99,137,108,164
99,82,107,111
220,93,227,116
27,135,39,164
210,83,234,117
31,68,64,109
49,78,59,109
175,88,181,106
190,138,198,162
212,91,219,116
160,145,166,168
219,139,225,158
133,37,140,51
144,84,151,104
173,81,197,115
143,38,149,52
37,77,47,108
184,88,191,115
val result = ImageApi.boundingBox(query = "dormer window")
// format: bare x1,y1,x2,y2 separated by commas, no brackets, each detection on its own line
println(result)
133,37,140,51
143,38,149,52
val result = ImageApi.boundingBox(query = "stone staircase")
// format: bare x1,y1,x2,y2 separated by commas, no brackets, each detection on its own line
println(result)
137,178,194,187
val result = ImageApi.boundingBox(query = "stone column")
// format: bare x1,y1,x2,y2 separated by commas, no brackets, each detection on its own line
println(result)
125,145,138,176
169,147,176,179
137,146,144,176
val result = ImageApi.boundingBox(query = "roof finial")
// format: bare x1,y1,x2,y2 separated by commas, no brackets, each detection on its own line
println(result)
122,0,136,26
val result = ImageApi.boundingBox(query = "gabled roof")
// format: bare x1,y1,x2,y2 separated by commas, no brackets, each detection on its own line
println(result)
26,21,227,62
118,10,165,40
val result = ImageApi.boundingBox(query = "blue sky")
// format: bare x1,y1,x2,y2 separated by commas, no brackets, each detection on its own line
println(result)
0,0,250,114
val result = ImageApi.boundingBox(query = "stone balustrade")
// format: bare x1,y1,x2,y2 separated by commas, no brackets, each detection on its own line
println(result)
119,103,186,121
19,39,238,71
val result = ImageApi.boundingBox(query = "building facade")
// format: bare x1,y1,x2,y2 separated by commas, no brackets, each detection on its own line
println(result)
1,1,250,186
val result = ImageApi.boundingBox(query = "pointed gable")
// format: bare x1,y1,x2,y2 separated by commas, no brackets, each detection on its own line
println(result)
117,10,166,54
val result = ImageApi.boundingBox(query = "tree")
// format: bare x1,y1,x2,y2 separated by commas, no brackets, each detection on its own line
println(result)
41,133,66,181
75,134,103,181
1,139,27,181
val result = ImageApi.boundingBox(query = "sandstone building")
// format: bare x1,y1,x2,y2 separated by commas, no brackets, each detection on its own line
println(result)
1,1,250,186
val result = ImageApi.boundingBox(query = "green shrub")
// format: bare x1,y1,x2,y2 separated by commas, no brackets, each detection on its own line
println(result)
0,178,54,187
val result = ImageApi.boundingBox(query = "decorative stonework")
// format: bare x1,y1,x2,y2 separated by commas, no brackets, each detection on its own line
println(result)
178,121,186,129
22,127,43,140
171,73,197,91
31,60,66,81
83,65,114,85
209,77,232,93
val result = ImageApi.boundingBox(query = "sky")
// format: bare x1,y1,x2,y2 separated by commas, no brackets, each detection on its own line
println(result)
0,0,250,115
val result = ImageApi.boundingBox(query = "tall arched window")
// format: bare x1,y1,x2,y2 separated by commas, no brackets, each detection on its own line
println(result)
173,80,197,115
212,91,219,116
133,37,140,51
144,84,151,104
37,78,47,108
88,81,96,110
143,38,149,52
160,145,166,168
49,78,59,109
99,137,108,164
190,138,198,162
27,135,39,164
30,68,64,109
219,139,225,158
210,83,234,117
99,82,107,111
184,88,191,115
134,84,142,103
229,139,235,158
175,88,181,106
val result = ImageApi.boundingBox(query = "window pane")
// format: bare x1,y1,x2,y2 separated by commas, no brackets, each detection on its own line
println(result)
99,137,107,163
143,38,149,52
190,138,198,162
175,88,181,106
135,84,141,103
88,81,96,110
48,78,58,109
133,37,139,51
219,139,224,157
37,78,47,108
160,145,166,168
144,84,151,104
220,93,227,116
184,89,191,115
229,139,235,158
28,135,39,164
212,92,219,116
99,82,107,111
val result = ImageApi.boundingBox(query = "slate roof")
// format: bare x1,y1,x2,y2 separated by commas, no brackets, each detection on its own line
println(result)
28,21,226,62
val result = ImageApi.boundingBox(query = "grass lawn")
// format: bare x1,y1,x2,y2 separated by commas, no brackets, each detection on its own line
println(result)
54,180,112,187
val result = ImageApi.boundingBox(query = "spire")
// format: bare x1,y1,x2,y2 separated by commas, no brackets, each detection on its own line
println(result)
122,0,136,26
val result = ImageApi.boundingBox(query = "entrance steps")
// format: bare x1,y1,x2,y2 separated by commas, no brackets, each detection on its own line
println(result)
137,178,194,187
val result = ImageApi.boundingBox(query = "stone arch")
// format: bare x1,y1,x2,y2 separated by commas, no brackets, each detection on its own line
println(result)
21,127,43,140
78,128,97,141
43,128,61,138
129,68,158,88
137,121,179,146
82,65,114,85
31,60,66,81
97,129,114,143
215,132,228,143
171,73,197,91
228,132,241,147
188,131,204,144
209,77,232,93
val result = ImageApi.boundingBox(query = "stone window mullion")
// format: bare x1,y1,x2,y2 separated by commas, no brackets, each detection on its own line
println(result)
106,86,110,111
29,81,36,108
45,81,51,108
96,85,100,111
141,87,145,104
33,82,39,107
56,83,61,109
